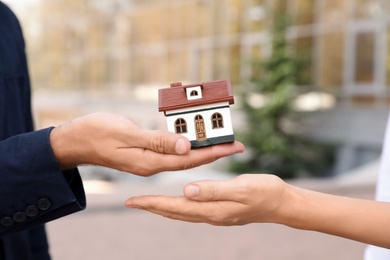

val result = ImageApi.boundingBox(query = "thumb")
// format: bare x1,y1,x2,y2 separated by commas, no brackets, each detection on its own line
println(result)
134,129,191,155
184,180,235,202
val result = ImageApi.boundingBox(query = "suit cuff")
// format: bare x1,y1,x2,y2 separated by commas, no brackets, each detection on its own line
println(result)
0,127,86,236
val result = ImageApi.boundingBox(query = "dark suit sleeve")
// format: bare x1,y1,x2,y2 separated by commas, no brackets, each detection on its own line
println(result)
0,127,86,236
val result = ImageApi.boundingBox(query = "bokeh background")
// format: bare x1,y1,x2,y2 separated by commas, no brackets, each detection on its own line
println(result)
4,0,389,259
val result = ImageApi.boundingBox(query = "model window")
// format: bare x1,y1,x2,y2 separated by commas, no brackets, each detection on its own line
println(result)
175,118,187,133
211,113,224,129
190,90,198,96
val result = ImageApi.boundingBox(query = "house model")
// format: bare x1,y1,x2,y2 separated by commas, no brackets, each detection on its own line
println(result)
158,79,235,148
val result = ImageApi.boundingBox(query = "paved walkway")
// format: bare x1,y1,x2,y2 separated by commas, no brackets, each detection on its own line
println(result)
46,160,380,260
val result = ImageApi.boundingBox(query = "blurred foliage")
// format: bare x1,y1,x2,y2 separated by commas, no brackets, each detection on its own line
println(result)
230,7,336,179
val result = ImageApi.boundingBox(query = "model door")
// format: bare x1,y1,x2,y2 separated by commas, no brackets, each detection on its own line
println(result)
195,115,206,141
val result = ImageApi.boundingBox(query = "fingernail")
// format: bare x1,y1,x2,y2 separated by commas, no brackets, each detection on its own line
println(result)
175,138,188,155
185,184,200,198
125,200,143,209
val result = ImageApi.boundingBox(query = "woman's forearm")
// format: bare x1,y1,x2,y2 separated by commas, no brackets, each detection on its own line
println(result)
284,185,390,248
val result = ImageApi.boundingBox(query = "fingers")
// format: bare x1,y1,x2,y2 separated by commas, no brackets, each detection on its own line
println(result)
130,129,191,155
125,196,222,225
184,178,244,202
125,196,236,225
126,141,244,175
126,196,206,223
126,179,242,208
181,141,245,169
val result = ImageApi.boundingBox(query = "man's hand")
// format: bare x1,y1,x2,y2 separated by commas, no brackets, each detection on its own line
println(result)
50,112,244,176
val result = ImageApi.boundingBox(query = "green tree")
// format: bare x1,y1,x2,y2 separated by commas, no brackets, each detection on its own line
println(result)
231,12,335,179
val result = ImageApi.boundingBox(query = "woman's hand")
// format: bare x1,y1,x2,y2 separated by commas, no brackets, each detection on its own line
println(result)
125,174,290,225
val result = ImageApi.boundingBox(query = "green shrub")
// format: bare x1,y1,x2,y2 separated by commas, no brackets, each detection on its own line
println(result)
229,10,336,179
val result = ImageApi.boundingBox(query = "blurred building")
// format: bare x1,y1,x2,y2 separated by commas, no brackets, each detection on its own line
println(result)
10,0,390,174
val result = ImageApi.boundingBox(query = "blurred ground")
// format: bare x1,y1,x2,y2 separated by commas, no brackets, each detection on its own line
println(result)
46,159,379,260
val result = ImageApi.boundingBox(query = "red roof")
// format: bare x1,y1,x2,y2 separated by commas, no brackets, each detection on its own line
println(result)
158,79,234,112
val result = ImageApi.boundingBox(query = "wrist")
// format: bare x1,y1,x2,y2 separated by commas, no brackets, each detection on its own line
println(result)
50,120,82,169
270,182,299,226
253,175,297,225
278,184,325,231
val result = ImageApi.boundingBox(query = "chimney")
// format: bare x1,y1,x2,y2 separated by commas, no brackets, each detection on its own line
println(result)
170,82,182,87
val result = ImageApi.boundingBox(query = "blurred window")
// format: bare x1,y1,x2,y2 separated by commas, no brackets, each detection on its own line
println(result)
354,32,375,84
343,20,387,97
175,118,187,134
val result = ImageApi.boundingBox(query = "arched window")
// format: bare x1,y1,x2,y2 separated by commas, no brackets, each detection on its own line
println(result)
211,113,224,129
175,118,187,133
190,90,198,96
